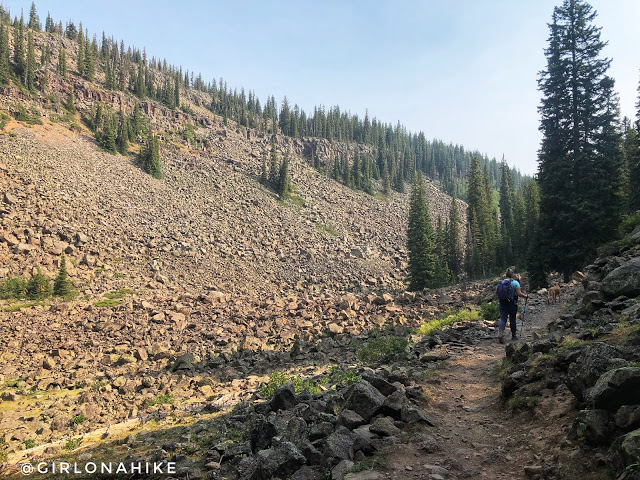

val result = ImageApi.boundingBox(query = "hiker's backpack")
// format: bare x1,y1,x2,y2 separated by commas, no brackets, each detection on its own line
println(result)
497,279,514,303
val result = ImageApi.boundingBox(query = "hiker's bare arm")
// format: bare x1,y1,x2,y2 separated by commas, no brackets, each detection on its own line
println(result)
515,287,528,299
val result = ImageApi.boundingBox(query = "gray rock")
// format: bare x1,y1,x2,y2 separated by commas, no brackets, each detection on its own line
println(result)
601,258,640,298
351,425,376,454
343,381,385,422
369,416,401,437
324,429,356,464
172,352,195,371
361,373,397,396
291,466,322,480
332,459,355,480
344,471,384,480
271,384,297,411
250,415,277,452
401,405,436,426
586,367,640,411
615,405,640,431
256,442,306,479
572,409,612,446
338,409,366,430
619,429,640,466
566,343,623,401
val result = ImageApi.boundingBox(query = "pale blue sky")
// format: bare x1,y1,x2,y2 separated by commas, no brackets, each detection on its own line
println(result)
5,0,640,175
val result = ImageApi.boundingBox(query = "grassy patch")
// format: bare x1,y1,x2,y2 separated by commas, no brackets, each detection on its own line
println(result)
63,439,80,450
0,111,9,130
351,457,381,472
12,104,42,125
90,380,108,392
259,371,324,397
507,393,539,411
93,299,122,308
356,336,408,364
104,288,135,299
493,358,515,381
316,223,339,236
144,393,174,408
416,308,478,336
3,301,45,312
70,414,86,425
23,439,36,449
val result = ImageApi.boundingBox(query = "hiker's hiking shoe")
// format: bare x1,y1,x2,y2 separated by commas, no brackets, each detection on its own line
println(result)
498,333,505,344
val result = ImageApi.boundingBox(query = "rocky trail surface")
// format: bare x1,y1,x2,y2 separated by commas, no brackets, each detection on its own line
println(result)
373,289,579,480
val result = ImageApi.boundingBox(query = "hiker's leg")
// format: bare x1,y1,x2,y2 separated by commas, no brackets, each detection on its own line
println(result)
509,303,518,336
498,302,508,331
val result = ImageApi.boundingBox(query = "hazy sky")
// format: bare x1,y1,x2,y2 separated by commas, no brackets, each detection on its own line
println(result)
5,0,640,175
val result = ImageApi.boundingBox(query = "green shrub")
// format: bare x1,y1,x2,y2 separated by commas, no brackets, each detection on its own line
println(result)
356,336,408,364
620,212,640,235
144,393,174,408
479,302,499,322
258,371,323,397
0,277,28,299
23,439,36,449
70,414,86,425
63,439,80,450
27,268,52,300
416,308,478,336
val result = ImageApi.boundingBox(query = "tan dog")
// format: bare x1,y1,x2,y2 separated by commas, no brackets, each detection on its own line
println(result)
548,283,560,304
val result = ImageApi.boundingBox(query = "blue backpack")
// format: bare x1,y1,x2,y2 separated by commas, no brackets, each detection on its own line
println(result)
497,279,514,303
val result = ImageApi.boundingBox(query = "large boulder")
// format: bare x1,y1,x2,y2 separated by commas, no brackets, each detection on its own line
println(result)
573,409,613,446
255,442,307,479
565,343,623,401
586,367,640,411
615,405,640,431
620,429,640,465
271,384,297,411
342,381,385,422
601,258,640,298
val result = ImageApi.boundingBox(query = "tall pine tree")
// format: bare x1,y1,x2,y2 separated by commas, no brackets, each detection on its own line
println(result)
407,172,437,291
537,0,623,282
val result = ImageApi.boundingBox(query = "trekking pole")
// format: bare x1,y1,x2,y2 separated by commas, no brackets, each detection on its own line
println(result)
521,296,528,339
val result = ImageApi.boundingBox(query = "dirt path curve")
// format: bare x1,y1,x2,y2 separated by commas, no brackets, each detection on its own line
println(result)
377,292,572,480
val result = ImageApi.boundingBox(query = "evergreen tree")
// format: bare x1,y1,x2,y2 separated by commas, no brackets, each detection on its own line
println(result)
260,151,268,184
382,170,391,196
498,159,515,265
407,173,437,291
0,23,9,85
537,0,623,282
269,138,279,186
13,15,25,79
140,134,162,179
446,195,462,280
53,255,73,297
27,267,51,300
630,74,640,212
28,2,40,31
57,48,67,79
116,108,129,154
76,27,84,76
24,30,35,90
278,152,292,199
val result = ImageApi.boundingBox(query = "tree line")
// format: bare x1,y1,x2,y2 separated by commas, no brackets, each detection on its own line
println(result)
0,2,529,203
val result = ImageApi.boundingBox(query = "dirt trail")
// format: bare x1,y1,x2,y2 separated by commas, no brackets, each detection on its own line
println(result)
378,292,574,480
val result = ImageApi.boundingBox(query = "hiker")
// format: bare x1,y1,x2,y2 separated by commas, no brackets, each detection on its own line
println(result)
496,269,528,343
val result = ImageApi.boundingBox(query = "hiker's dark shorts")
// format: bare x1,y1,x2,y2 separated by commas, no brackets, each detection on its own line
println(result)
498,301,518,333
